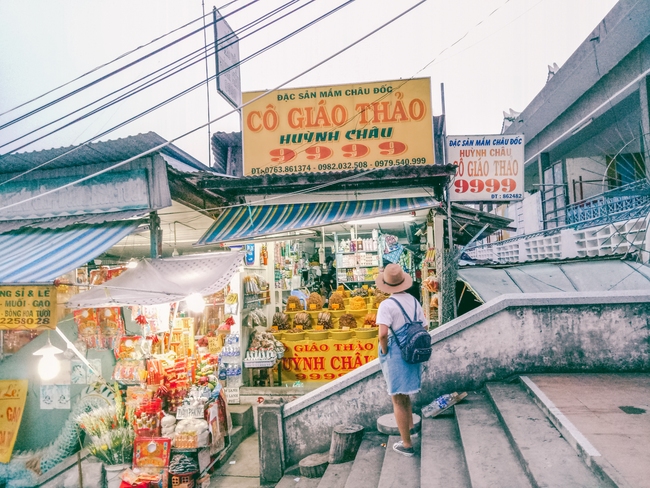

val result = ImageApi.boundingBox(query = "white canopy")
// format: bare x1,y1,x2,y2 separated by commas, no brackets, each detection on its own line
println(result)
67,251,244,308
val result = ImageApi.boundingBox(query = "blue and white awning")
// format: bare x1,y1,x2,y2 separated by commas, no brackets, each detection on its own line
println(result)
196,197,437,245
0,221,141,283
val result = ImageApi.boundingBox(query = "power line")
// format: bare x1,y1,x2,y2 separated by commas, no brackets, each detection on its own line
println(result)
0,0,308,154
0,1,427,215
0,0,262,131
0,0,357,185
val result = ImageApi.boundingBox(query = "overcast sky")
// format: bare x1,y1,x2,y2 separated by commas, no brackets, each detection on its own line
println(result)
0,0,619,166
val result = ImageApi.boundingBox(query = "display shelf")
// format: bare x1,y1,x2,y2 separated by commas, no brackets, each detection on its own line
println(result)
337,265,378,268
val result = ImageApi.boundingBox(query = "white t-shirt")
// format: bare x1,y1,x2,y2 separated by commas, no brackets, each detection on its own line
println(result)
376,292,425,332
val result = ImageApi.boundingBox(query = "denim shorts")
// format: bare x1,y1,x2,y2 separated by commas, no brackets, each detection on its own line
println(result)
379,330,422,396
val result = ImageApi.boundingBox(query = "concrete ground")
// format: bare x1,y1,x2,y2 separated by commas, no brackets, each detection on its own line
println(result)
527,373,650,487
210,432,262,488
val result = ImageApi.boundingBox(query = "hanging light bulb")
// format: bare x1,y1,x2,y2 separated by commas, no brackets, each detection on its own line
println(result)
185,293,205,313
33,335,63,381
126,258,138,269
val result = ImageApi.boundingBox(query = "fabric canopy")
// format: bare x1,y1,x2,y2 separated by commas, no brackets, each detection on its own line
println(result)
0,221,141,284
67,251,244,308
196,197,437,245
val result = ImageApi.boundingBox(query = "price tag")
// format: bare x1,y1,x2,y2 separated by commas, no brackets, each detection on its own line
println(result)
295,325,303,331
176,405,205,419
331,304,340,310
309,304,317,310
314,325,324,331
341,326,350,330
208,337,220,354
289,303,296,310
271,325,279,332
225,387,240,404
362,285,369,290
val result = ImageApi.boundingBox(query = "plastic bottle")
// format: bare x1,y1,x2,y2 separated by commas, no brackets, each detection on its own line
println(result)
421,393,456,417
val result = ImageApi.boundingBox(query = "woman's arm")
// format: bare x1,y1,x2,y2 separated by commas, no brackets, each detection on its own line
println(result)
378,323,389,355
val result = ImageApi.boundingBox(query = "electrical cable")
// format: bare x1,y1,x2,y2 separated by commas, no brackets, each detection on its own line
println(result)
0,1,427,215
0,0,316,156
0,0,357,185
0,10,211,118
0,0,307,153
0,0,261,131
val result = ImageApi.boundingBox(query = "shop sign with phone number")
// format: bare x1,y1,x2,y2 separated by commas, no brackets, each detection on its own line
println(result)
447,135,525,202
0,285,57,330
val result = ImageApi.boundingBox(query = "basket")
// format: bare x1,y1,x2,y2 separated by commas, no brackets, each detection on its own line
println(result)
282,331,306,341
271,331,284,340
170,471,196,488
354,328,378,339
305,330,329,341
329,330,353,340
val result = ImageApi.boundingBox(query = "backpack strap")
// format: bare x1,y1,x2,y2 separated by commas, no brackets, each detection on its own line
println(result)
386,297,417,352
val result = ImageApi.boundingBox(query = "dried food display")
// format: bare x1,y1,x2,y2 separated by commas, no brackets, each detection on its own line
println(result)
329,292,345,309
286,295,305,311
293,312,312,329
272,312,290,330
363,313,377,327
351,287,369,297
307,292,324,310
339,314,357,329
349,296,367,310
316,312,333,329
373,292,389,307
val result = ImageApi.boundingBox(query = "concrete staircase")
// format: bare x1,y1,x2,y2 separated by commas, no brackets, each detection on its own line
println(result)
275,378,614,488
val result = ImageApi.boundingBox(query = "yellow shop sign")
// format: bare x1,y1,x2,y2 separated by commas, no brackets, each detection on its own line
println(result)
281,338,378,382
0,380,28,463
0,285,57,330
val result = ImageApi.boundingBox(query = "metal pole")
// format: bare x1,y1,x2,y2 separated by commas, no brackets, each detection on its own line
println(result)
150,211,161,259
202,0,212,167
441,83,457,319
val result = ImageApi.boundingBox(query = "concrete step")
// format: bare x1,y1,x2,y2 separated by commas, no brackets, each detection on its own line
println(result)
420,417,471,488
275,474,320,488
455,392,532,488
486,382,613,488
317,461,354,488
229,404,256,437
343,431,387,488
378,435,421,488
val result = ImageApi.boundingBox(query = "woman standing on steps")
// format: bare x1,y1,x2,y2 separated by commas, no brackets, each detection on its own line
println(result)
375,263,424,457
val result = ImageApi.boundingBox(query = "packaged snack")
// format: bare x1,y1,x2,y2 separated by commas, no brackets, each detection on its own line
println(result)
349,296,367,311
286,295,304,312
307,292,324,311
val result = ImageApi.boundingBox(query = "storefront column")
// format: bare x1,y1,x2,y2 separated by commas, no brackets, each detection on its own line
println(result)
150,211,162,259
258,402,286,484
640,75,650,181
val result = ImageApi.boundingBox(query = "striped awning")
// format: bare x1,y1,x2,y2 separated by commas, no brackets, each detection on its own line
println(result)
0,221,141,283
196,197,437,245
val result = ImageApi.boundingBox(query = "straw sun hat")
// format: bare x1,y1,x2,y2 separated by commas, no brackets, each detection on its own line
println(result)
375,263,413,294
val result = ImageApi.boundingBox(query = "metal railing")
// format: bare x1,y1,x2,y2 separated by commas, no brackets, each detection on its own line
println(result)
566,179,650,225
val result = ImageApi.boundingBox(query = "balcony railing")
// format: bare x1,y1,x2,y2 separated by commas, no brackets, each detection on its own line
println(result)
566,179,650,225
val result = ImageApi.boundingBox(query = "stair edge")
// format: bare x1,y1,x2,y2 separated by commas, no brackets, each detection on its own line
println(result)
519,376,631,488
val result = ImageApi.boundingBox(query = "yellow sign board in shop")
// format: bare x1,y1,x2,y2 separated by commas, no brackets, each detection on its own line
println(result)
242,78,435,176
0,380,28,463
280,337,378,382
0,285,57,330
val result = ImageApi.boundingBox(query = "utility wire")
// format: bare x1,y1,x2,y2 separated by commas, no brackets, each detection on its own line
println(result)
0,0,261,131
0,1,427,215
0,0,308,154
0,10,211,118
0,0,357,186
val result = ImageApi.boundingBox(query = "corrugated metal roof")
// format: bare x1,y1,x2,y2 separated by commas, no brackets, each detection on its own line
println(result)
0,132,211,175
458,259,650,302
0,210,149,233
